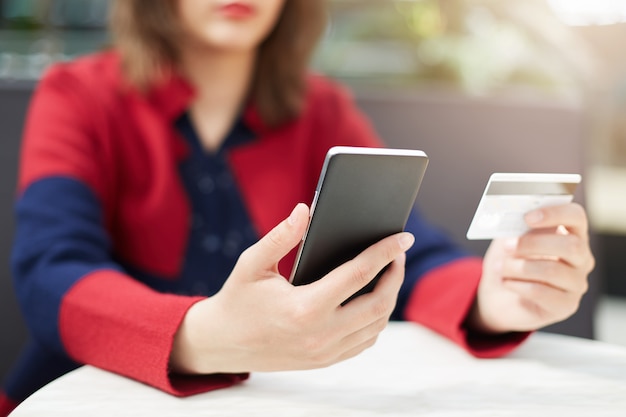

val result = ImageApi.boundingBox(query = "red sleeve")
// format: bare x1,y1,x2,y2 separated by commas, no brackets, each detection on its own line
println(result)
404,258,530,358
59,271,248,395
0,392,18,417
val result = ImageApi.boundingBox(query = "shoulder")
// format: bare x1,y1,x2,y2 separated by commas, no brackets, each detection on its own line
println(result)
36,50,125,100
294,73,382,149
40,49,121,84
301,73,366,129
20,51,136,194
304,73,356,110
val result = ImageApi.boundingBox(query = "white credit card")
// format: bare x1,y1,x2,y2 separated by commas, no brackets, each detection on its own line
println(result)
466,173,581,240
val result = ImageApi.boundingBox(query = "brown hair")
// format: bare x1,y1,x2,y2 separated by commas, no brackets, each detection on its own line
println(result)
109,0,327,126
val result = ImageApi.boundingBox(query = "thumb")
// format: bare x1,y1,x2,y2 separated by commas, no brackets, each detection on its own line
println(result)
242,203,309,273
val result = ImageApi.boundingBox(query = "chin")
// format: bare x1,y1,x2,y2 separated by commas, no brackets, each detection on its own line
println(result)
200,26,268,52
208,38,260,53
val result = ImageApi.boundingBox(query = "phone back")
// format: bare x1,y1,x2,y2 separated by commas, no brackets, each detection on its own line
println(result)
290,147,428,296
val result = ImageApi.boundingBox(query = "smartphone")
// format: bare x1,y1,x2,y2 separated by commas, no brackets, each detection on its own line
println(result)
466,172,581,240
289,146,429,303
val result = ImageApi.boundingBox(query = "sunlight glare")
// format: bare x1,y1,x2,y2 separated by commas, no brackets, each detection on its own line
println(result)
548,0,626,26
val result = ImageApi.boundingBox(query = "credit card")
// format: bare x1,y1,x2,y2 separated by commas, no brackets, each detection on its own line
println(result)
466,173,581,240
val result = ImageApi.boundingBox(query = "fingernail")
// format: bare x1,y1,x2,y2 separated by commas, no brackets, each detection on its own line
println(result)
525,209,543,225
287,204,300,226
398,233,415,250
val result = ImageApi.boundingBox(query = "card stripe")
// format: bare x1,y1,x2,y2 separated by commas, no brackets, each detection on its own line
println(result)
486,181,578,196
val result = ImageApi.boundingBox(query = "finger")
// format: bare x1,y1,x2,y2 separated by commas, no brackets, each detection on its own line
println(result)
513,233,593,270
312,233,414,307
364,252,405,303
344,315,389,340
502,279,583,322
333,334,380,365
296,317,387,370
297,334,379,370
326,326,380,363
502,257,589,294
323,255,402,358
241,203,309,272
524,203,589,235
339,253,405,320
311,317,389,369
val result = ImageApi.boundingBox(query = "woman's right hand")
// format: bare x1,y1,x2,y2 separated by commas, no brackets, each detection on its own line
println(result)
170,203,414,374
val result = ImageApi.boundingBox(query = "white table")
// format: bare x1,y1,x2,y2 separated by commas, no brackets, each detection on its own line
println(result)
11,322,626,416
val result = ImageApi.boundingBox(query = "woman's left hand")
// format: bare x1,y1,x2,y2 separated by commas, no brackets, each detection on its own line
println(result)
469,203,595,334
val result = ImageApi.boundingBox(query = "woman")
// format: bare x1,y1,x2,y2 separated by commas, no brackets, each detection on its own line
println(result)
0,0,594,414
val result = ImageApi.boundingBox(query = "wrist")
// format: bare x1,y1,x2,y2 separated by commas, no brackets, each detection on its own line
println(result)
170,298,207,374
465,297,509,335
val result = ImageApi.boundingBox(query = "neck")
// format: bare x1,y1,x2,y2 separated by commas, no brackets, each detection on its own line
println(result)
179,46,256,109
178,45,257,152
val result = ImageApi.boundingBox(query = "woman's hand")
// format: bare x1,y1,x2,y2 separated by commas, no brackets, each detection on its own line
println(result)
469,203,595,334
170,203,414,374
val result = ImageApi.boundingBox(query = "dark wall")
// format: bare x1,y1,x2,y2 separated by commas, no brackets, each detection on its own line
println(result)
0,82,32,383
599,234,626,297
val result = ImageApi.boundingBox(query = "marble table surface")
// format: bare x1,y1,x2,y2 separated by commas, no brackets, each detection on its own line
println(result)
11,322,626,416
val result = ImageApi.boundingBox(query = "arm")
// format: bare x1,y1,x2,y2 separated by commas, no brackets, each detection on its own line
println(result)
13,66,244,396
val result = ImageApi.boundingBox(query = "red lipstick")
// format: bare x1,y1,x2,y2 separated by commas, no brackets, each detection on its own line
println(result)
219,2,256,19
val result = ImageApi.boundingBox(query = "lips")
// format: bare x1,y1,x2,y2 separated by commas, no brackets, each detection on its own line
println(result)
219,2,256,19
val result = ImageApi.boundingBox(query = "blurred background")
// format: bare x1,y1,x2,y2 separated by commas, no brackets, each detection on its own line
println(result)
1,0,625,383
